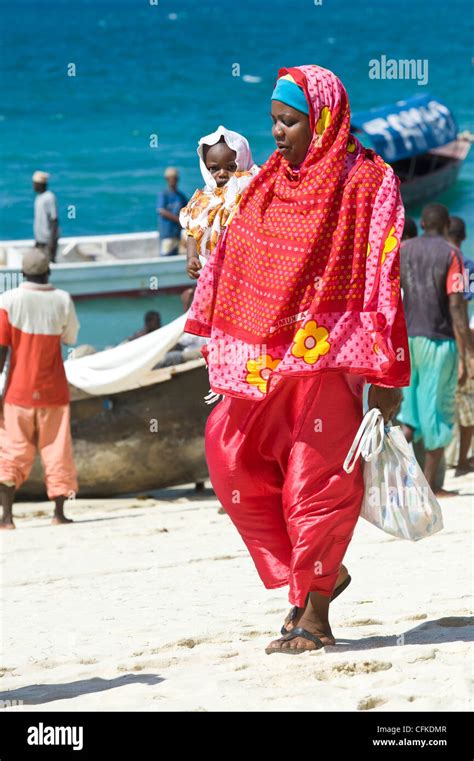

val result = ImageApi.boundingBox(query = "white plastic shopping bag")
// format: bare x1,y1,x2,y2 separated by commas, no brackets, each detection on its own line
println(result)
343,408,443,541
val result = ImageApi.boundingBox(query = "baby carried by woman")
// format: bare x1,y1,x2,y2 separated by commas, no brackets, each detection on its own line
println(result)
180,125,260,279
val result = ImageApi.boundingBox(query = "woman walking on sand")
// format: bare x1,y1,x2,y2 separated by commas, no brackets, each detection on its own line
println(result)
185,64,410,655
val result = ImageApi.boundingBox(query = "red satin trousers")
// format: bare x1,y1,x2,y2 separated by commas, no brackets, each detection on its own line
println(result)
205,371,365,607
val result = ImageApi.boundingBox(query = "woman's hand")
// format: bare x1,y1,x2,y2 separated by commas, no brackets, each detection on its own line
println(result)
186,237,202,279
368,384,402,424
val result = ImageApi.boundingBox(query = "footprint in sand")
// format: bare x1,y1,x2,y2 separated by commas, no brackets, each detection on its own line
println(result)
358,696,387,710
0,667,16,678
117,662,147,672
399,613,428,622
33,660,62,670
117,657,174,671
175,638,207,648
341,619,383,627
313,671,330,681
330,661,392,676
239,630,276,640
408,649,438,663
145,657,180,669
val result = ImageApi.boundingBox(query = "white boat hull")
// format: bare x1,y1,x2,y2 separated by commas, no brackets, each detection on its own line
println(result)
0,231,191,298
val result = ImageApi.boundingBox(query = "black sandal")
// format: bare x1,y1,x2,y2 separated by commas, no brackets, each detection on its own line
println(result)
280,575,352,635
266,627,327,655
331,573,352,601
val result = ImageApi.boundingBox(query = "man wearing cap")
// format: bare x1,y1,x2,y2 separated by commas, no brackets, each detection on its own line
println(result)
32,170,60,263
0,249,79,529
156,167,187,256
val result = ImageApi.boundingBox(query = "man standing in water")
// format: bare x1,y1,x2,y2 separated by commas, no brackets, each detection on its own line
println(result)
32,170,60,263
156,167,187,256
399,204,474,495
0,249,79,529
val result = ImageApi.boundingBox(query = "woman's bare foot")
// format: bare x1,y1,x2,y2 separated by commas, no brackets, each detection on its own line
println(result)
282,564,349,633
267,591,335,654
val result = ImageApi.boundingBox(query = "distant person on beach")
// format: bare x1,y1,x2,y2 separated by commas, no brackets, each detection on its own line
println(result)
446,215,474,475
179,126,260,279
156,168,187,257
402,216,418,241
32,170,60,263
398,204,474,494
126,310,162,342
0,249,79,529
185,65,410,655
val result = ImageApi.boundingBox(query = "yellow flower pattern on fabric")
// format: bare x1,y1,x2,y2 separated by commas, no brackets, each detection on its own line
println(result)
316,106,332,135
291,320,330,365
347,139,356,153
246,354,281,394
381,226,398,264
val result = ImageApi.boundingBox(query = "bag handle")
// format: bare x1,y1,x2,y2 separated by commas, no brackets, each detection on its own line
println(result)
343,408,385,473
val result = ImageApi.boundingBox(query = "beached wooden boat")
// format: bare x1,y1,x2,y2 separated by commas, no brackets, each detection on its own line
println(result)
0,231,190,299
351,95,473,207
18,358,212,499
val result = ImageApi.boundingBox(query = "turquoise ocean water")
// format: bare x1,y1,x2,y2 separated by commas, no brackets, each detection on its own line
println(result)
1,0,473,348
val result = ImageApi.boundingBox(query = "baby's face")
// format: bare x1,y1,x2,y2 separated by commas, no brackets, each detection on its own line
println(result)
204,141,238,188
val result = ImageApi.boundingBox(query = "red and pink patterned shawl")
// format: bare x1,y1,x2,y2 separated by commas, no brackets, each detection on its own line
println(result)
185,64,410,400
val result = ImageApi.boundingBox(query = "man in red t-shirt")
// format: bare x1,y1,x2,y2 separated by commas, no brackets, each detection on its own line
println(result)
0,249,79,529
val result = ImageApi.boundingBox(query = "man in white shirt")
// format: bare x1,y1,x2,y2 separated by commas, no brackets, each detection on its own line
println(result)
32,170,60,262
0,249,79,529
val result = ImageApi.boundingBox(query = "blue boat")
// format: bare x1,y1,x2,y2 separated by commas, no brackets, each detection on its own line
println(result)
351,94,473,206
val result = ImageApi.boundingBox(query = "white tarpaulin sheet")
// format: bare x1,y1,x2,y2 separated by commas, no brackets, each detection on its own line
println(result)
64,311,189,395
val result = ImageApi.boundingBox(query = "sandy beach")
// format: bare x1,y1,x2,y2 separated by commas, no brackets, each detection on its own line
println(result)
0,468,472,713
